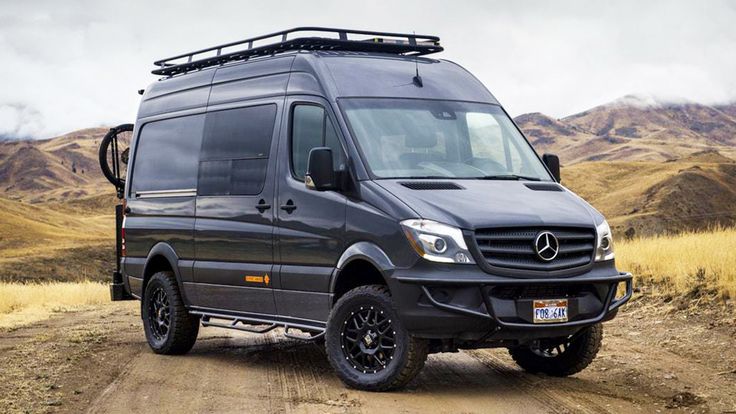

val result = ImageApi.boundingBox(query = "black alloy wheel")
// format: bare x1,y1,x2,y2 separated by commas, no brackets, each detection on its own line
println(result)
325,285,428,391
147,286,170,343
340,306,396,374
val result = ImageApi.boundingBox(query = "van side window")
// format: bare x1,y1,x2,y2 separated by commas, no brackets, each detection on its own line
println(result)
198,104,277,196
131,114,204,195
291,105,345,180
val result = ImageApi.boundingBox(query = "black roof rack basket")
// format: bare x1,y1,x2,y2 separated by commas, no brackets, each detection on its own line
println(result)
152,27,443,77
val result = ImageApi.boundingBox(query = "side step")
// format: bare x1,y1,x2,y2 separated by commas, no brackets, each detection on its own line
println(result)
192,311,325,342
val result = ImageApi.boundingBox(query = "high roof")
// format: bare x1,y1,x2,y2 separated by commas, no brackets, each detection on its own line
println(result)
138,51,499,119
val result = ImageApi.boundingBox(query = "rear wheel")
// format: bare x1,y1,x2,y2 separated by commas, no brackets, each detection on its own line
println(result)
325,285,428,391
142,271,199,354
508,323,603,376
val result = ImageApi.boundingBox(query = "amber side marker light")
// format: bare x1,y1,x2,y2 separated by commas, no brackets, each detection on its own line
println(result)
245,274,270,285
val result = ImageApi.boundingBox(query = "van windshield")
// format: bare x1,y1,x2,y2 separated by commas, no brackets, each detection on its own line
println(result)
340,99,552,181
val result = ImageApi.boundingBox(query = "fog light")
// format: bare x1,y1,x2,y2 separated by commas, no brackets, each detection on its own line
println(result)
455,252,471,263
600,236,611,250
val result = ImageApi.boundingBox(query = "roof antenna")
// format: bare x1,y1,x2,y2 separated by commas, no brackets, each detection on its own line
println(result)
412,32,423,87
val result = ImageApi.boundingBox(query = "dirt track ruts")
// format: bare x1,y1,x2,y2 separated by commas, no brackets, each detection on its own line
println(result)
2,300,735,414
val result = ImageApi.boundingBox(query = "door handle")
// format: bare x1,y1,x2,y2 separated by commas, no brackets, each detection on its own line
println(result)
256,199,271,213
280,199,297,213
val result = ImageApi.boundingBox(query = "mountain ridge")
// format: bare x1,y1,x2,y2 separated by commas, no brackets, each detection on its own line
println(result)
515,98,736,164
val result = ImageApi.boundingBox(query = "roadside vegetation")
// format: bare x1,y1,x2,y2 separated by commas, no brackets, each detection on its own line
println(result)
617,227,736,300
0,281,108,328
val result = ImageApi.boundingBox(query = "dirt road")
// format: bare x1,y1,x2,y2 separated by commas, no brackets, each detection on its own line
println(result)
2,298,735,414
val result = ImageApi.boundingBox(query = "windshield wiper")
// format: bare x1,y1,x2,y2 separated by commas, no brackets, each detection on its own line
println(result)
478,174,541,181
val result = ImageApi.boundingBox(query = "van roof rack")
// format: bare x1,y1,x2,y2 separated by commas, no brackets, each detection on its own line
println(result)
152,27,443,77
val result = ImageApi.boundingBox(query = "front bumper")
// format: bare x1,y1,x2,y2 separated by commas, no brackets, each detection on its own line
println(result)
388,261,632,342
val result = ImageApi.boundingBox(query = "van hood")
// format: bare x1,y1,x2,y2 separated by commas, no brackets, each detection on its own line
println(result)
375,180,602,230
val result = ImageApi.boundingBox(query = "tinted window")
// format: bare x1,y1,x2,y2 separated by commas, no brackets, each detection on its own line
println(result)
131,114,204,194
198,104,277,196
291,105,345,180
201,105,276,160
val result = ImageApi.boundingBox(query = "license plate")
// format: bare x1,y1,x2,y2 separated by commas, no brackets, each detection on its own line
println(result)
533,299,568,323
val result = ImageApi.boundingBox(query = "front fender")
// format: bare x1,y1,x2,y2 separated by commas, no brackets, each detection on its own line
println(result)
330,241,396,293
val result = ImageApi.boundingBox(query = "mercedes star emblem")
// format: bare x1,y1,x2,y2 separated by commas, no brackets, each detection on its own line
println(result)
534,231,559,261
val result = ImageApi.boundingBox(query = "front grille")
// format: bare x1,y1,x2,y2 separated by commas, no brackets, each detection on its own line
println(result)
474,227,595,271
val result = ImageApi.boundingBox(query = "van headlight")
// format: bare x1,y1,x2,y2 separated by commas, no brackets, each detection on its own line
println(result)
401,219,475,264
594,220,615,261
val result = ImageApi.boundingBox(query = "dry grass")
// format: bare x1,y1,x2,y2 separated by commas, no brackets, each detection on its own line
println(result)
617,227,736,299
0,281,109,328
563,160,736,237
0,197,112,258
0,195,115,283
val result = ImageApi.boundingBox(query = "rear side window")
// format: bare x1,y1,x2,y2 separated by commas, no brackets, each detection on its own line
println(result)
130,114,205,194
198,104,277,196
291,105,345,180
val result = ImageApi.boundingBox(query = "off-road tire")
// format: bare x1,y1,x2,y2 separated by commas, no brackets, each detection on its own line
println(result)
325,285,429,391
142,271,199,355
508,323,603,376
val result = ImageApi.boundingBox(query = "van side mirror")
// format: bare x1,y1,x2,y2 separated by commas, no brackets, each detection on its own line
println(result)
542,153,561,182
305,147,336,191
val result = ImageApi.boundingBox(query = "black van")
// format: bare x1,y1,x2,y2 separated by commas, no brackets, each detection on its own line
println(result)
102,28,632,391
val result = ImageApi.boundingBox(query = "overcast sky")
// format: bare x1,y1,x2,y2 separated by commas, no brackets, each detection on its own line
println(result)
1,0,735,139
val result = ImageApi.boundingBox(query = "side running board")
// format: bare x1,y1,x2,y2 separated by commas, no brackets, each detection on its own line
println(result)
193,311,325,342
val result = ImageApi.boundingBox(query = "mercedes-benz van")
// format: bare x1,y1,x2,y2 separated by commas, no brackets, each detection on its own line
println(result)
107,28,632,391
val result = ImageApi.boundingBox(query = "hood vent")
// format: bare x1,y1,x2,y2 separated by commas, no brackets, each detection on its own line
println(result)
400,181,464,190
524,183,563,192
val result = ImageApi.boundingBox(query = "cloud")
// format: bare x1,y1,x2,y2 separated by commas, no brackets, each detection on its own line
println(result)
0,103,45,139
1,0,735,138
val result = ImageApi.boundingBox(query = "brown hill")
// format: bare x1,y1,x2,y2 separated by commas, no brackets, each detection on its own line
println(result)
0,128,115,203
562,157,736,238
715,102,736,120
516,96,736,164
514,113,621,163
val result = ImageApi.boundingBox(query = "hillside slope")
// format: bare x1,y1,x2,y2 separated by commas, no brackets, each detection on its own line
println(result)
0,128,116,203
516,96,736,164
0,196,114,282
562,154,736,237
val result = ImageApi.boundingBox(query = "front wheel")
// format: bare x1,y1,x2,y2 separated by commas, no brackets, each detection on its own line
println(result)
508,323,603,376
325,285,428,391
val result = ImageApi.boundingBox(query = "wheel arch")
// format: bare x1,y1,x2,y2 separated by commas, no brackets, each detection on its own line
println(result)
330,242,395,304
142,242,190,305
